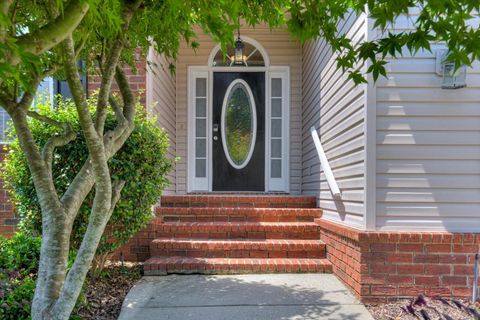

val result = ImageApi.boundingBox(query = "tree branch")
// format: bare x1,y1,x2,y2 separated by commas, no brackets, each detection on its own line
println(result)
114,66,135,123
18,63,61,111
60,68,136,231
27,111,77,174
0,0,14,42
94,1,140,135
50,35,114,318
94,39,125,134
26,111,64,128
108,180,126,217
10,0,89,66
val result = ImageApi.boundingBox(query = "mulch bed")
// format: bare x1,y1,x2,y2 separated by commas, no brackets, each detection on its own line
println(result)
74,262,142,320
367,296,480,320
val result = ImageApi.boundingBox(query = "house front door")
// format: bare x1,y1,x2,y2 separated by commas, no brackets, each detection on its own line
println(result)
212,72,265,191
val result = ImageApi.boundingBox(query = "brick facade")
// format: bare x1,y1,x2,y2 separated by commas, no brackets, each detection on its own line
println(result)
87,59,147,105
317,219,480,303
0,145,17,237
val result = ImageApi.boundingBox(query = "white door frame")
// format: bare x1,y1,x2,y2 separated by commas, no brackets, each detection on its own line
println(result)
187,65,290,193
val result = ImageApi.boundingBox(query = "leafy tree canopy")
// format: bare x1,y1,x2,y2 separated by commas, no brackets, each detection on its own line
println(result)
0,0,478,95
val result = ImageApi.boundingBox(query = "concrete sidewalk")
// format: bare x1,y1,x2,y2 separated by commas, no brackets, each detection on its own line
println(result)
119,274,374,320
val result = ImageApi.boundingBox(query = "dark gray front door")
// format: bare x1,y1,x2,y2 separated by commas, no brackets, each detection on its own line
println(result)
212,72,265,191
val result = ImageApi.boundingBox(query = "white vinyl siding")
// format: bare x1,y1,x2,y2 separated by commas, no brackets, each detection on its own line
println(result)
302,12,368,229
147,50,176,194
375,13,480,232
176,25,302,194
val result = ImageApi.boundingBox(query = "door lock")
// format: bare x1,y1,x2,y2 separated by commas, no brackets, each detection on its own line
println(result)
213,123,219,132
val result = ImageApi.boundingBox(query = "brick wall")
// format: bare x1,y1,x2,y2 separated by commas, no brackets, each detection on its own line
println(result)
0,145,17,237
111,223,154,262
87,59,147,105
317,219,480,303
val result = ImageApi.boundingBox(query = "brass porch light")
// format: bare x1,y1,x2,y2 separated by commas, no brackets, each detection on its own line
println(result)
233,18,245,65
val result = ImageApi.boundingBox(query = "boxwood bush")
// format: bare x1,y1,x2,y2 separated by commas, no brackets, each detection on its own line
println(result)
2,98,173,270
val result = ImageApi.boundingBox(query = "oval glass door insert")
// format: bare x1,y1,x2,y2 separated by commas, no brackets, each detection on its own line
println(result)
221,79,257,169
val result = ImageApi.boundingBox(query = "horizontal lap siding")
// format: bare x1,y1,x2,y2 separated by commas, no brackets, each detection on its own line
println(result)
302,13,367,229
176,25,302,194
147,51,176,194
375,15,480,232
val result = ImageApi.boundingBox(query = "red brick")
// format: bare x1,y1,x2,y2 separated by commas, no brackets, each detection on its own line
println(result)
370,264,396,274
453,244,479,253
415,276,439,286
414,254,439,264
424,264,451,275
425,244,452,253
370,286,397,296
426,287,452,296
397,264,424,275
442,276,467,286
398,286,424,296
386,275,413,285
387,253,413,263
370,243,396,252
398,244,424,253
452,287,472,297
439,254,467,264
454,265,474,276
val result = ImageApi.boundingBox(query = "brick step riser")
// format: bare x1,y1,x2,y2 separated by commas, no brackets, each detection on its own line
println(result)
144,267,331,276
160,196,317,209
150,249,325,259
161,215,316,223
144,258,333,275
156,231,320,240
161,203,316,208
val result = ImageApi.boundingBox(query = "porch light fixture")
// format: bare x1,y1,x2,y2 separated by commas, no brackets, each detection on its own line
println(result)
233,18,245,65
436,49,467,89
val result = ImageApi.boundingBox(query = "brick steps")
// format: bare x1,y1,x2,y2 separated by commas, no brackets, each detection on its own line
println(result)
154,221,320,239
156,207,322,222
150,238,326,258
144,257,332,275
144,195,331,275
160,195,317,208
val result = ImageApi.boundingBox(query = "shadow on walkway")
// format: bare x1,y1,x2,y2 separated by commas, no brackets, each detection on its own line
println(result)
119,273,373,320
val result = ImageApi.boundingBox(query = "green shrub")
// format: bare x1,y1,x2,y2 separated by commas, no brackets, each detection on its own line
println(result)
0,233,40,320
0,232,87,320
0,233,41,276
0,273,36,320
2,98,173,265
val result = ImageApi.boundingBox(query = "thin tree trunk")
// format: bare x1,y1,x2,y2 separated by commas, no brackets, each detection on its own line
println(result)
7,109,71,318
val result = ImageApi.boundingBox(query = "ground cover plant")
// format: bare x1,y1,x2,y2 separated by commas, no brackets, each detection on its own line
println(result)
367,295,480,320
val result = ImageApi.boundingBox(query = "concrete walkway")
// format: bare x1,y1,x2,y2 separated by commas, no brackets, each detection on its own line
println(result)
119,274,374,320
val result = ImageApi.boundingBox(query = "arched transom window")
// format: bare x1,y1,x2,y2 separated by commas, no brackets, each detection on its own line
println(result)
209,37,269,67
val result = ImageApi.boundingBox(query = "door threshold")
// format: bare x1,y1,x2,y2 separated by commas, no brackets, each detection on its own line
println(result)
188,191,289,195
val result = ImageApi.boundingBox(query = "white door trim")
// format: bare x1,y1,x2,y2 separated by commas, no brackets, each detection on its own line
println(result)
187,65,290,193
